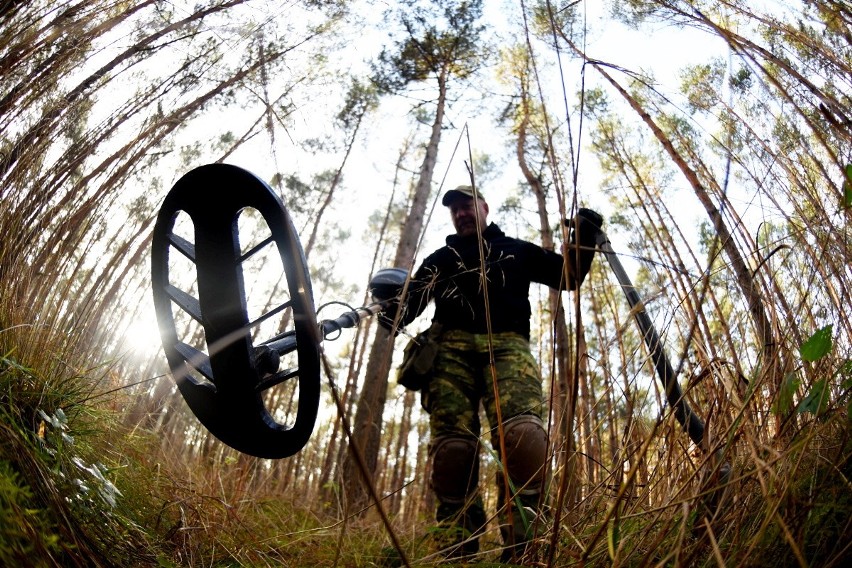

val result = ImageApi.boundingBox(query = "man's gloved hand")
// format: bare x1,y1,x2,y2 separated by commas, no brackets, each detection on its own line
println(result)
368,267,408,334
564,208,604,286
377,300,401,334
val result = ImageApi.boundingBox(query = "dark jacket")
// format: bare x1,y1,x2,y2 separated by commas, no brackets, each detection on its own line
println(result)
399,223,575,339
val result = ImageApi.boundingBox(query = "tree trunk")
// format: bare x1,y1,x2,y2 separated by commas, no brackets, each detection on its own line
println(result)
342,70,448,510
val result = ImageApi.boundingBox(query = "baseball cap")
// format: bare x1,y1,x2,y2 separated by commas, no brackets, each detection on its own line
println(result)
441,185,485,206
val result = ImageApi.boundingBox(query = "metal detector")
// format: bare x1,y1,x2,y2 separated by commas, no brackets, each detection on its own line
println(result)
150,164,406,458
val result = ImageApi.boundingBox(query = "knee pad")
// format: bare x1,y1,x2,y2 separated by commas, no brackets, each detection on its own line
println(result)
499,415,548,493
430,436,479,504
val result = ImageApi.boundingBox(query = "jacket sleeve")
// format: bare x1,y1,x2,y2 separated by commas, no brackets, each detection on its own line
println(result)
399,259,439,326
530,243,578,291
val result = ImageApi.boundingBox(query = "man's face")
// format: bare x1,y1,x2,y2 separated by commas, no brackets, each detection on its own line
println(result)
449,197,489,237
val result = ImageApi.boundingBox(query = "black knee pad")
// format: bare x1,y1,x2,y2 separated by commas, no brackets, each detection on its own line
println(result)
430,436,479,504
500,414,548,493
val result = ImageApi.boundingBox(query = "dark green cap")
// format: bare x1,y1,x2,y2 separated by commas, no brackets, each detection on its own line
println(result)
442,185,485,206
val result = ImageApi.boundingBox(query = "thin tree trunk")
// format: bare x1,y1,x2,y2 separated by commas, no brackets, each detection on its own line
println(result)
343,71,448,510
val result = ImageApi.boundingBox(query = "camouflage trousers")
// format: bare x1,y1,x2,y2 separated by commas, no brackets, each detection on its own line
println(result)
422,329,545,556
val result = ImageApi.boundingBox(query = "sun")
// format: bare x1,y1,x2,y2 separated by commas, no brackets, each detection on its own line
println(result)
118,309,166,361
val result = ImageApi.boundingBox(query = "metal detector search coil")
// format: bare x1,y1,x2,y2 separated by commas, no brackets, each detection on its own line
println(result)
151,164,401,458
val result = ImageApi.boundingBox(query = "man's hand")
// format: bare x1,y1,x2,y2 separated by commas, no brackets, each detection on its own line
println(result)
565,208,604,245
565,208,604,286
377,300,401,334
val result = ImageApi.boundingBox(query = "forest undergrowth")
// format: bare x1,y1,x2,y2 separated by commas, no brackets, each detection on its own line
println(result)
1,306,850,567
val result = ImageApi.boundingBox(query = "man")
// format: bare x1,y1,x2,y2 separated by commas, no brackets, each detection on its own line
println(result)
382,184,602,562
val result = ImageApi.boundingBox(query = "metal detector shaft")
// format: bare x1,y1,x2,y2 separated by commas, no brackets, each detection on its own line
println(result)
261,302,387,356
318,302,387,340
595,231,706,450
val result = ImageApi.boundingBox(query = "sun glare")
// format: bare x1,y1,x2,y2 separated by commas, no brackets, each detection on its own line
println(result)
120,309,165,361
